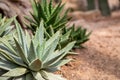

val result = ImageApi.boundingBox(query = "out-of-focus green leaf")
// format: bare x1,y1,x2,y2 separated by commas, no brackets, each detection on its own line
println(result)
0,14,14,37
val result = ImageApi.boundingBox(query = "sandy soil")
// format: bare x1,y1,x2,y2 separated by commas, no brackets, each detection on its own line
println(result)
58,11,120,80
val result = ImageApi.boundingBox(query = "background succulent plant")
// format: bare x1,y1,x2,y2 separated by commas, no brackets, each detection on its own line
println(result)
0,14,14,38
26,0,69,35
62,25,91,48
0,20,75,80
26,0,91,49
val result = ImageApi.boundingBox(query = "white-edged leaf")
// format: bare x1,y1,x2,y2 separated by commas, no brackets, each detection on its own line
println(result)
32,72,45,80
0,38,17,56
42,38,59,63
28,40,37,63
45,31,60,49
0,49,27,67
44,41,75,67
34,20,44,45
40,71,66,80
37,42,45,60
2,67,28,77
15,20,28,57
0,59,18,70
0,16,14,35
44,67,59,72
60,30,71,42
14,38,29,64
49,59,72,68
25,30,32,48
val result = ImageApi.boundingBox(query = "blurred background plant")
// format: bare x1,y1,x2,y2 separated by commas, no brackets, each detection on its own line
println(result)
0,14,15,39
26,0,91,49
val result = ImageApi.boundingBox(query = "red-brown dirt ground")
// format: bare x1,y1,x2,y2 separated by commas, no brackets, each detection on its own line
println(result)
57,11,120,80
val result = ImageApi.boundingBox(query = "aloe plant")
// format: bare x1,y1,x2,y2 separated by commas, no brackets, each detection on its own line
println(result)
26,0,69,35
64,25,91,48
0,14,14,38
26,0,91,49
0,20,75,80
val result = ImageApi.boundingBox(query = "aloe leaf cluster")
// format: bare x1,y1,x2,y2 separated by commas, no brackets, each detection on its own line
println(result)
27,0,69,35
63,25,91,48
0,14,14,38
0,20,75,80
26,0,91,48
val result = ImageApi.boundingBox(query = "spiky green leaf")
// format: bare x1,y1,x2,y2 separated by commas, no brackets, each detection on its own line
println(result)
2,67,28,77
14,38,29,64
32,72,44,80
40,71,66,80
